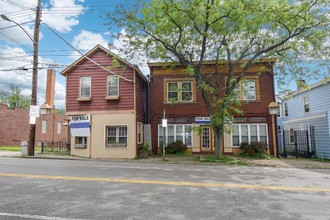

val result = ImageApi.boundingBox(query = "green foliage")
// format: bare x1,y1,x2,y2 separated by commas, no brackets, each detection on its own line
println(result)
54,108,65,115
199,155,248,165
166,140,187,154
139,143,150,152
107,0,330,159
240,142,268,158
0,84,30,109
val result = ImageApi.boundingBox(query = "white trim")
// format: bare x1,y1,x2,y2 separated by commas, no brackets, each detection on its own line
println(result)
282,112,327,124
79,76,91,98
158,124,193,147
302,95,310,114
231,124,268,147
104,124,129,148
107,75,119,97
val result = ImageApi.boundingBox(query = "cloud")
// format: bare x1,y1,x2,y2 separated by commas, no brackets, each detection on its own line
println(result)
0,46,66,109
42,0,86,33
69,30,108,59
0,0,39,46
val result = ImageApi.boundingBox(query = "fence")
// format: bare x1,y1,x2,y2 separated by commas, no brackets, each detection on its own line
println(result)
279,129,315,158
40,141,70,153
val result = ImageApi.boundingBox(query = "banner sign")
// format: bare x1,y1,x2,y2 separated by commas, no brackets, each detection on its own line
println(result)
70,115,90,137
195,117,211,124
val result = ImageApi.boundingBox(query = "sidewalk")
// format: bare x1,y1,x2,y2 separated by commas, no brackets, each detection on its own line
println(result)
1,150,330,169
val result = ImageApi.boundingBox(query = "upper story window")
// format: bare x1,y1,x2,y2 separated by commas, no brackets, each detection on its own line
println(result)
303,96,309,113
231,77,259,101
57,122,61,134
284,102,288,117
165,79,195,103
276,104,281,117
107,75,119,97
79,77,91,98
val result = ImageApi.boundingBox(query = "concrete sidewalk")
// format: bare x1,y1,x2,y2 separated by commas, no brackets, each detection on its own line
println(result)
1,150,330,169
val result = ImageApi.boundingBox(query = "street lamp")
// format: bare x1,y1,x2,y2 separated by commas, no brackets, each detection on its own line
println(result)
268,101,279,157
1,0,41,156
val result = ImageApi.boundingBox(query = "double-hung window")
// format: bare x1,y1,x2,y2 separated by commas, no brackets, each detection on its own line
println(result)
231,124,268,146
107,75,119,97
284,102,288,117
303,96,309,113
79,77,91,98
137,122,143,144
75,137,87,148
230,78,258,101
158,124,192,146
41,120,47,133
105,125,128,147
166,80,194,103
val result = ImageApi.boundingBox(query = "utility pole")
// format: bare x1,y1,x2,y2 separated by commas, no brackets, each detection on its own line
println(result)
28,0,42,156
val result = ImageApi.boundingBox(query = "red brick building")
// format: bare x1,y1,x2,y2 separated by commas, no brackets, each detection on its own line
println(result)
149,60,277,155
0,103,68,147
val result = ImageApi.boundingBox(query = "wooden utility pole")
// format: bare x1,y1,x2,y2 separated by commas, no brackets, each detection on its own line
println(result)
28,0,42,156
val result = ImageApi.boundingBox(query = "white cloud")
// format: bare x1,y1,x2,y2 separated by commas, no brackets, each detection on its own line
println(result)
42,0,86,33
0,46,66,109
70,30,108,59
0,0,39,46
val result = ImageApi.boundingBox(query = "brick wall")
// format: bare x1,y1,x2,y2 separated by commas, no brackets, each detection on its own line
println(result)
0,104,68,146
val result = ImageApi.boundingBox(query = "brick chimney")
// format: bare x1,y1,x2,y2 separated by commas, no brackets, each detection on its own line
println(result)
45,69,55,110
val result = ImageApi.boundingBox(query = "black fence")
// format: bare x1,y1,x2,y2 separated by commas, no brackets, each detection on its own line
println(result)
280,129,315,158
40,141,70,153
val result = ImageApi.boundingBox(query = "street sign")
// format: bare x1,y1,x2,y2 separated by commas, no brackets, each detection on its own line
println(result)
29,105,39,118
162,119,167,127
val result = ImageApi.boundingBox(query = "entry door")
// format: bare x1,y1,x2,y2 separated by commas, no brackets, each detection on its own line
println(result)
201,126,213,152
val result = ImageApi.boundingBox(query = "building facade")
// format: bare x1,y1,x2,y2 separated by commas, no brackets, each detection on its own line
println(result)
277,79,330,159
62,45,148,159
149,60,278,155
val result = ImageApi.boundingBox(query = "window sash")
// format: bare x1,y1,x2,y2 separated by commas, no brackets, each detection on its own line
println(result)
158,124,192,147
57,122,61,134
80,77,91,98
106,126,128,147
284,103,288,117
107,75,119,96
41,120,47,133
303,96,309,113
167,81,193,102
242,79,256,100
231,124,268,146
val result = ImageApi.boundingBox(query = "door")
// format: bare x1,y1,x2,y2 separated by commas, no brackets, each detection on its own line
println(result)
201,126,213,152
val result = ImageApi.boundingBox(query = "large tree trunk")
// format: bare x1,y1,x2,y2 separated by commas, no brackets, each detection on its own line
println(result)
213,125,224,159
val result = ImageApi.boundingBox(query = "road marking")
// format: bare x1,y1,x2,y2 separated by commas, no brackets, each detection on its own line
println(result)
0,212,90,220
1,173,330,193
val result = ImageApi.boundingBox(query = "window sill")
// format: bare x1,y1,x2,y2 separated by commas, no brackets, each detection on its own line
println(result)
77,97,92,102
105,143,127,148
105,96,119,100
74,144,86,149
164,101,196,104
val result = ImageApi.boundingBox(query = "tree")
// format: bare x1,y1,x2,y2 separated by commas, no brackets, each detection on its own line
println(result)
107,0,330,159
0,84,30,109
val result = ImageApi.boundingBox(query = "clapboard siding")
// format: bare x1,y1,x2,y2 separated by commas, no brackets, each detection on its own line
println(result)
135,72,147,124
279,82,330,159
66,49,135,112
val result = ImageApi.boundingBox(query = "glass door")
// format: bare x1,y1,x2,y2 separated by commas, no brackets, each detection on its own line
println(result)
201,126,212,152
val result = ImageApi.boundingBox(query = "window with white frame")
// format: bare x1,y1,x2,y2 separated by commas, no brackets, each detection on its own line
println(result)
105,125,128,147
137,122,143,144
41,120,47,133
107,75,119,97
289,128,295,143
284,102,288,117
231,124,268,146
79,77,91,98
158,124,192,147
75,136,87,148
303,96,309,113
57,122,61,134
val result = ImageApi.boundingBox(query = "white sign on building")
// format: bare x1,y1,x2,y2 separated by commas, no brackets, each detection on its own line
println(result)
70,114,90,136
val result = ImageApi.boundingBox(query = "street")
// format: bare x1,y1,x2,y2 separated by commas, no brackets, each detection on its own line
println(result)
0,157,329,220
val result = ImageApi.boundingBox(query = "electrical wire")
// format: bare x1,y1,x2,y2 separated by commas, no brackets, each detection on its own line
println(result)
42,22,134,83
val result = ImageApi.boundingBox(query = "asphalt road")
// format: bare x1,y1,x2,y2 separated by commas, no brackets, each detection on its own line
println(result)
0,157,329,220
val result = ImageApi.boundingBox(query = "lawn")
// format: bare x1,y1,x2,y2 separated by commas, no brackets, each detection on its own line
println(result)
0,146,41,152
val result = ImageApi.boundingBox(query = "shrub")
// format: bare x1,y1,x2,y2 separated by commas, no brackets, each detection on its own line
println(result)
166,140,187,154
240,142,268,158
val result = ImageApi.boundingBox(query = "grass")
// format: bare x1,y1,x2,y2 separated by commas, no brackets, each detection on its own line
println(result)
0,146,21,151
310,157,330,163
198,155,248,165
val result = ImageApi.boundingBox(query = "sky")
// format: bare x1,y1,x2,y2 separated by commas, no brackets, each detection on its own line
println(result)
0,0,139,109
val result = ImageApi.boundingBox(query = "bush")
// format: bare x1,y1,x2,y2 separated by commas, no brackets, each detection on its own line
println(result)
166,140,187,154
240,142,268,158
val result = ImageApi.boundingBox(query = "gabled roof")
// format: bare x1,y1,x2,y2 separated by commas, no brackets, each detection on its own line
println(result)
61,44,147,82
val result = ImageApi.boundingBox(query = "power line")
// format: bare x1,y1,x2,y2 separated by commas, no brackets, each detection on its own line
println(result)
42,22,134,83
0,31,32,53
0,0,33,10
